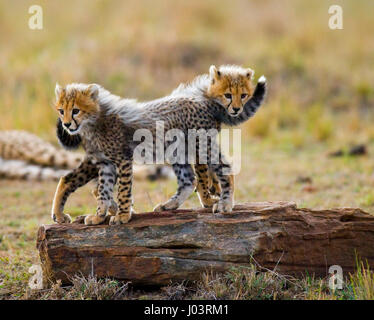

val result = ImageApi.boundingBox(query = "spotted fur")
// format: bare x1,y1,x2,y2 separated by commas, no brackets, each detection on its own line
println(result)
0,130,172,182
0,130,82,170
52,65,266,225
0,158,69,181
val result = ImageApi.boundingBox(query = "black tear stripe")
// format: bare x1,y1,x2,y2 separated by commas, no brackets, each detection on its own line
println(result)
213,80,267,126
56,118,82,150
72,114,78,129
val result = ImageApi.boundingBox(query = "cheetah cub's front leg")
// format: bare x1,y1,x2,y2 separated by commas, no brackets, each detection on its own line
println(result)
85,161,117,226
109,158,133,225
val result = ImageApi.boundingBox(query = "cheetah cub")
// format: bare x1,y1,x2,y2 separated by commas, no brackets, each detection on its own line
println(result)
168,65,267,213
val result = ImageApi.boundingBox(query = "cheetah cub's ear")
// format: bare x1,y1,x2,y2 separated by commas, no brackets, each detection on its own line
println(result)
209,65,221,83
245,68,255,80
55,83,65,100
85,84,99,101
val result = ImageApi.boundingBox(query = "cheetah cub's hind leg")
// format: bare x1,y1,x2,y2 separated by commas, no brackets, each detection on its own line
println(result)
85,161,117,225
52,158,98,224
194,164,219,208
154,164,196,212
109,158,133,225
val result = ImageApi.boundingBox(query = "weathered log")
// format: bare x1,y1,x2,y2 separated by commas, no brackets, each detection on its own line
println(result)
36,202,374,285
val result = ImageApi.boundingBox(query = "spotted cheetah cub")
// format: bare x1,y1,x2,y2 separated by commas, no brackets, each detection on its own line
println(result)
172,65,267,211
52,65,266,225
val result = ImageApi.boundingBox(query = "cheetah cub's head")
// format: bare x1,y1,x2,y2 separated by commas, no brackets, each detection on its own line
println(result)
54,83,100,135
207,65,255,117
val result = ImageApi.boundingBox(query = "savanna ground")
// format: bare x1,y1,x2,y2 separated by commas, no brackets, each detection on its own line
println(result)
1,0,374,300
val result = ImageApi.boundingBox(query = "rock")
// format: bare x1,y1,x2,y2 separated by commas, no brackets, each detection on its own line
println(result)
36,202,374,286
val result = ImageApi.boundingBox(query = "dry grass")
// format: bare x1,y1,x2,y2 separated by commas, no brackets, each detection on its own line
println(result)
195,266,295,300
9,261,374,300
350,260,374,300
1,0,374,299
24,274,130,300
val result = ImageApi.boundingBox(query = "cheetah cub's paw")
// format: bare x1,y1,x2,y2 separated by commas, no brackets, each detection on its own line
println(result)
153,204,165,212
153,200,179,212
213,200,233,214
200,196,219,208
84,214,106,226
109,213,132,225
108,201,118,216
52,213,72,224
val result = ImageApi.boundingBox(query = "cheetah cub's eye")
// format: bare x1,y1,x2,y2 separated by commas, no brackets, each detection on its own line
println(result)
224,93,232,99
72,108,80,115
241,94,248,99
58,109,64,115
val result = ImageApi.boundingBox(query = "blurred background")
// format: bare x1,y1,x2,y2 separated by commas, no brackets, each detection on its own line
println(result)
1,0,373,142
1,0,374,298
1,0,374,215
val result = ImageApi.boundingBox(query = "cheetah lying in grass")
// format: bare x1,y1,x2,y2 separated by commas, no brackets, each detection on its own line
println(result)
0,130,173,181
